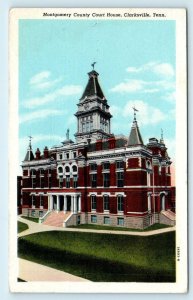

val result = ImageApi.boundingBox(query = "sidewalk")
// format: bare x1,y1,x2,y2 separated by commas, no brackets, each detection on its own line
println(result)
18,216,176,237
19,258,90,282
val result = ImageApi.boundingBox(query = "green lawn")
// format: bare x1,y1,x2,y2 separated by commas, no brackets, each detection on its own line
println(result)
18,221,29,233
18,231,176,282
68,223,171,232
21,216,39,223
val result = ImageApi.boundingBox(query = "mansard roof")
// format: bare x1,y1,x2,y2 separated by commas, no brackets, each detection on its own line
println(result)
128,120,144,146
80,70,105,100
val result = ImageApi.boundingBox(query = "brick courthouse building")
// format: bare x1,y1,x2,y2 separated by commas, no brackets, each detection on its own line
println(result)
20,68,175,229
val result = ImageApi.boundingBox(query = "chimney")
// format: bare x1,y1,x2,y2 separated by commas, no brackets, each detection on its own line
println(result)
43,146,49,159
35,148,41,160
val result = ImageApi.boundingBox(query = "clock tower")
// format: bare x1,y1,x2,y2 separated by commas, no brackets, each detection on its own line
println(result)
74,68,113,143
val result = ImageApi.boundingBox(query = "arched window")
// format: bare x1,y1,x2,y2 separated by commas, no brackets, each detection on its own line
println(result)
58,166,63,174
72,165,77,173
65,166,70,173
117,195,124,212
91,195,97,211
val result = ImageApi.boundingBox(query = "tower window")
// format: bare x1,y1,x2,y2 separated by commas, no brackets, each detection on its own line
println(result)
116,161,124,169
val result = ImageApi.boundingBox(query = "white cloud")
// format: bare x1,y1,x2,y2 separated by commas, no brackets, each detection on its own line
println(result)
110,79,146,93
153,63,175,78
126,61,175,78
30,71,50,85
122,100,166,125
24,85,83,108
164,91,176,103
19,109,63,124
30,71,63,90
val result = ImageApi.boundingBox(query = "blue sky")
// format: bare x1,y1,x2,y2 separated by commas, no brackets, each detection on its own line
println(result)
19,19,176,171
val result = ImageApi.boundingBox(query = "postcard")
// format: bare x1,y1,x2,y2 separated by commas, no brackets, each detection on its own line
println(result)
9,8,187,293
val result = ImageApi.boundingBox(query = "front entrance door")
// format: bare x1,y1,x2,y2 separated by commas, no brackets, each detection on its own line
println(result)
59,195,64,211
67,195,71,211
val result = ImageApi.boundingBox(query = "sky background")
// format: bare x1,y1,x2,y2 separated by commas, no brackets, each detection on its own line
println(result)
19,19,176,175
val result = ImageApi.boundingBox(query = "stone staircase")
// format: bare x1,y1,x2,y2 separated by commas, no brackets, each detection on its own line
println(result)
160,209,176,226
43,211,72,227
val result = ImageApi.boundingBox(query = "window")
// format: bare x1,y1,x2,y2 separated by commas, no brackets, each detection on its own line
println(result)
91,173,97,188
117,195,124,212
117,172,124,187
103,173,110,187
66,153,69,159
103,162,110,170
65,166,70,173
40,169,44,188
82,123,86,132
86,121,90,132
59,153,63,160
90,163,97,171
66,175,70,188
31,195,36,208
31,169,36,188
73,152,77,158
48,169,52,188
104,216,110,224
59,176,63,188
73,175,78,188
117,217,124,226
103,195,109,211
40,195,44,207
116,161,124,169
72,165,77,172
91,195,97,210
90,121,93,130
91,215,97,223
58,167,63,174
31,210,36,217
39,211,43,218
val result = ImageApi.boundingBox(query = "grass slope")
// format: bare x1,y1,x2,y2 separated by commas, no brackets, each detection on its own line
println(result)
21,216,39,223
18,231,175,282
18,221,29,233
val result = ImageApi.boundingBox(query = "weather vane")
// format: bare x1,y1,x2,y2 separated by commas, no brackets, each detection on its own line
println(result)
91,62,97,70
28,135,33,146
132,106,139,120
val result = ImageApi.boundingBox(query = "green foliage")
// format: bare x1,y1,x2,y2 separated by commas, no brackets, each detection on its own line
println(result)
18,231,176,282
21,216,39,223
18,221,28,233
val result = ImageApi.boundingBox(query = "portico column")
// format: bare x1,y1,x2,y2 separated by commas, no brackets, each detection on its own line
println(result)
64,195,67,213
78,195,81,212
71,196,74,213
56,195,59,211
49,195,52,210
74,195,77,214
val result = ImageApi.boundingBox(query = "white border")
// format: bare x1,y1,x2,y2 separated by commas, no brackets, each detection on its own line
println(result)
9,7,187,294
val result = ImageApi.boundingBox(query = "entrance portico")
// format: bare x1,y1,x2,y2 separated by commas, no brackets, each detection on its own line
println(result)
48,193,81,214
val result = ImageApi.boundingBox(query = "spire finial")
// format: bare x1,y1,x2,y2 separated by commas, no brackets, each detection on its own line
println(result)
91,62,97,70
66,128,70,140
160,128,164,143
132,106,138,121
28,135,33,148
